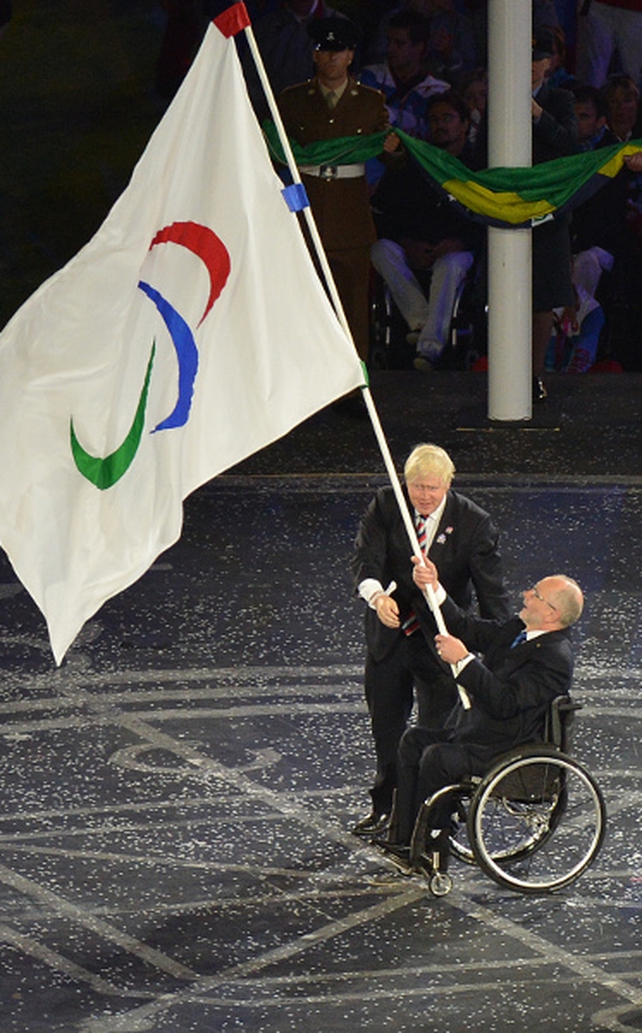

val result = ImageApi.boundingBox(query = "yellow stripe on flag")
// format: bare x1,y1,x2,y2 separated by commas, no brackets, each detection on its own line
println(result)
443,178,556,224
598,143,642,180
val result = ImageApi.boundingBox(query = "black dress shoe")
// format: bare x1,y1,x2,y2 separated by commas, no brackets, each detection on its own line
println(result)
371,839,410,861
351,811,390,837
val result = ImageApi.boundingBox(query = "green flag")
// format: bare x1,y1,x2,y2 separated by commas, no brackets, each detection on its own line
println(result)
262,121,642,229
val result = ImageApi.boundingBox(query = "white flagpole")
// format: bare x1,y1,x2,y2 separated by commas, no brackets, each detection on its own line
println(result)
243,21,353,339
360,389,472,708
242,13,470,707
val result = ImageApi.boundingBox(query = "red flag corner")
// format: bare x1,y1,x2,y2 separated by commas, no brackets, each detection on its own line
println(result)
214,2,251,38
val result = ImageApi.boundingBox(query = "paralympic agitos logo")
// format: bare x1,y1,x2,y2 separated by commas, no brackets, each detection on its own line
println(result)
70,220,231,490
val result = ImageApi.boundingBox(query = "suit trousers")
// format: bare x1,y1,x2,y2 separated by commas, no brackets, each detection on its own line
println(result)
364,631,459,815
396,725,496,844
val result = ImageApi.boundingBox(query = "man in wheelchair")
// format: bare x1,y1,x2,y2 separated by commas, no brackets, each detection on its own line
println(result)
376,561,584,877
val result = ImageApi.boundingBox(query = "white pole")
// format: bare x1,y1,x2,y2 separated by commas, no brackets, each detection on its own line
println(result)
243,16,470,705
358,392,470,707
243,22,353,340
487,0,532,421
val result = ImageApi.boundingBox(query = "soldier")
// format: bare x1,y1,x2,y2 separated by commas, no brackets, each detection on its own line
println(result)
278,17,401,364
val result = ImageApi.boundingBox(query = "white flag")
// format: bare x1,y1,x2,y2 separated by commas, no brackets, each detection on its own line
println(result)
0,6,365,664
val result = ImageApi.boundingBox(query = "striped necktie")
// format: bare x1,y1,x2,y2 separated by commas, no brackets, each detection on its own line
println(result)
403,515,429,637
416,514,428,555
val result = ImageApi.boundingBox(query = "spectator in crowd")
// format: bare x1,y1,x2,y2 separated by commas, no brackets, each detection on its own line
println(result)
350,443,511,837
359,9,448,186
278,17,401,364
545,286,605,373
360,10,449,141
370,90,484,372
576,0,642,91
572,83,616,150
602,74,642,142
545,24,576,90
366,1,477,82
570,84,625,301
357,1,401,66
531,28,578,402
460,66,487,149
406,0,477,83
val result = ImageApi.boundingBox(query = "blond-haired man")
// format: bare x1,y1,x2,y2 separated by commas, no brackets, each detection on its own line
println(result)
351,443,511,836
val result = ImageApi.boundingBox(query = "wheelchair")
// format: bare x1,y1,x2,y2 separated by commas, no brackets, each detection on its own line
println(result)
368,261,487,372
392,696,607,897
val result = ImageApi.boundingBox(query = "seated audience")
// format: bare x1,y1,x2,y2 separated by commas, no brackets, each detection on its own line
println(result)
359,10,449,142
572,83,616,152
602,74,642,143
530,28,578,401
370,90,483,372
460,66,487,149
545,286,605,374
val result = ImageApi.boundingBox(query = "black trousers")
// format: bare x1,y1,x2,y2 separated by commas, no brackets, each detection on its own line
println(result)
396,726,497,844
364,631,458,815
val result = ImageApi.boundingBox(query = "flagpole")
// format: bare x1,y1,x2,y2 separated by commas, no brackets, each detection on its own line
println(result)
359,389,471,708
241,10,470,707
242,22,353,340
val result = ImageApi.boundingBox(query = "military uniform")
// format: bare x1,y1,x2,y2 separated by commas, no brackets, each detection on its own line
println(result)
279,76,391,361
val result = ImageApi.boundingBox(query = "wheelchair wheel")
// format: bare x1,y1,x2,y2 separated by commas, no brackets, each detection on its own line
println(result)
427,871,453,897
468,747,606,893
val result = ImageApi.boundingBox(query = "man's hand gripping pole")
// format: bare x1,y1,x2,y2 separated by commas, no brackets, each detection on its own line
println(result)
420,572,471,710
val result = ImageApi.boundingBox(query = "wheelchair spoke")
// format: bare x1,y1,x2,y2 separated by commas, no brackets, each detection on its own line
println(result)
469,750,606,893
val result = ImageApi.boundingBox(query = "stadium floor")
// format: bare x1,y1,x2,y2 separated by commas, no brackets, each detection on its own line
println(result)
0,369,641,1033
1,4,642,1030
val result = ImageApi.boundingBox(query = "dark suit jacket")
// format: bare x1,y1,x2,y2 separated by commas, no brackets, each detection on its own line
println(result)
352,486,511,663
441,597,575,753
278,76,391,249
532,83,577,308
533,82,577,164
372,157,484,252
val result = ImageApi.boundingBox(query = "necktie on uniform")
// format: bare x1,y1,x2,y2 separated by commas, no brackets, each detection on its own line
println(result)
326,90,338,109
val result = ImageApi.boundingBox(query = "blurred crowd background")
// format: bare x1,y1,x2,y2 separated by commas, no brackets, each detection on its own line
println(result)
1,1,641,372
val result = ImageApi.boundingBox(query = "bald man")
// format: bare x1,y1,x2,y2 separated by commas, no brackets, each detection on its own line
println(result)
379,564,583,868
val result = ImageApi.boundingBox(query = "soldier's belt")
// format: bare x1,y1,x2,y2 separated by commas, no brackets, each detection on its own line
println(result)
299,163,365,180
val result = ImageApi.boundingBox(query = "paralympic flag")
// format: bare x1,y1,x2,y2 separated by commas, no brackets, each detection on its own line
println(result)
0,6,365,664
